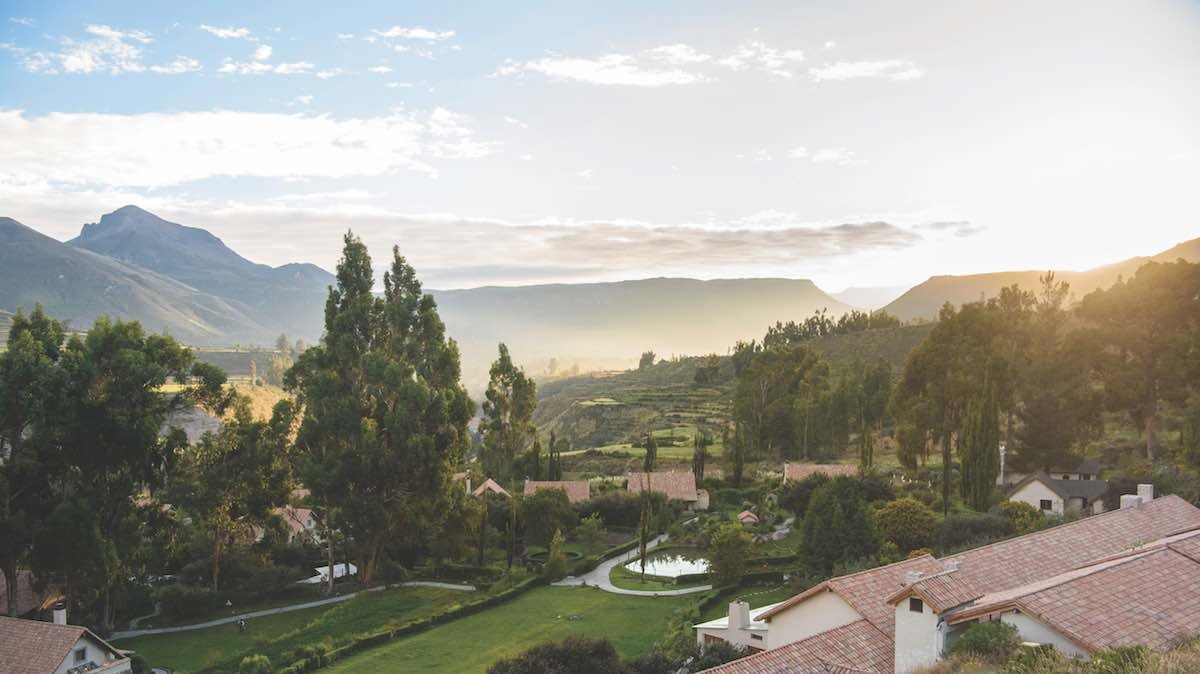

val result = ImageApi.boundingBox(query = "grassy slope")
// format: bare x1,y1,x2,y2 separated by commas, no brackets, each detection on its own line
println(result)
324,586,690,673
119,586,462,673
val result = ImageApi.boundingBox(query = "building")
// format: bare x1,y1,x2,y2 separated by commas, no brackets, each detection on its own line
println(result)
695,601,784,652
472,478,511,498
1007,470,1108,516
523,480,591,504
0,613,132,674
698,491,1200,674
274,505,321,544
998,457,1102,487
626,471,709,510
783,463,858,482
737,510,760,525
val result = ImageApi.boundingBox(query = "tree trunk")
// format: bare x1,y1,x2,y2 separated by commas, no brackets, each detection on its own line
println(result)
325,510,335,596
941,428,952,515
1146,383,1160,461
211,534,223,593
360,539,381,587
2,561,17,617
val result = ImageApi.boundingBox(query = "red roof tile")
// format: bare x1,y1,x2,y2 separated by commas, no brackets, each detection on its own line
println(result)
0,616,128,673
473,478,511,498
626,471,698,502
784,463,858,482
701,619,891,674
886,570,982,613
523,480,590,504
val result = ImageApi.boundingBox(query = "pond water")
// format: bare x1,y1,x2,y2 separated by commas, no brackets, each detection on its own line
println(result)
624,550,710,577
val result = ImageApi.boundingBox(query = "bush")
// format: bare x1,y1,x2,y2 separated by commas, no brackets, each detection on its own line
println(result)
874,498,940,554
994,500,1045,535
576,491,663,528
803,476,879,575
522,489,578,547
129,654,148,674
543,529,568,581
778,473,829,518
949,621,1020,663
156,584,225,622
936,512,1015,553
1000,644,1071,673
238,654,272,674
709,522,752,586
487,636,628,674
576,513,604,546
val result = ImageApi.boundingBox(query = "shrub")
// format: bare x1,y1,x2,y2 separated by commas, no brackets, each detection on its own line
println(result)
576,491,664,528
156,584,225,621
949,621,1020,663
487,636,628,674
543,529,568,581
522,489,578,547
936,512,1015,553
859,471,897,504
1000,644,1071,673
709,522,752,586
778,473,829,518
874,497,940,554
576,513,604,546
994,500,1045,535
1088,645,1151,673
238,654,272,674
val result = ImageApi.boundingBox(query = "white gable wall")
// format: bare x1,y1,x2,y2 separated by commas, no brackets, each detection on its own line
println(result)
894,598,945,674
1010,480,1064,515
766,590,861,649
1001,612,1090,659
54,634,132,674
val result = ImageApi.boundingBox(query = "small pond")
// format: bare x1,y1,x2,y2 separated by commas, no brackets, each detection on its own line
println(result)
624,550,710,578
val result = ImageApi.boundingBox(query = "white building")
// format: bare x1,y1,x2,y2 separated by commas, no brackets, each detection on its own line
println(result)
1007,470,1108,516
0,612,132,674
698,490,1200,674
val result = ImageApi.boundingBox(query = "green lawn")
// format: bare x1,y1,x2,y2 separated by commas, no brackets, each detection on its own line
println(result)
119,586,463,673
700,584,796,621
324,586,691,673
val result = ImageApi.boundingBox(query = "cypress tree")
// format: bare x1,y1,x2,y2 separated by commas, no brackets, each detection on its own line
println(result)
960,376,1000,512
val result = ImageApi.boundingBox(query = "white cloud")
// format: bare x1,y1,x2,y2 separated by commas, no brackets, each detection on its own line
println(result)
576,168,595,179
0,108,499,188
824,40,837,49
253,44,272,60
385,81,413,89
148,56,202,74
200,25,253,40
336,33,355,40
293,95,314,105
368,65,393,73
645,44,712,65
13,24,200,75
503,116,528,129
788,147,809,159
812,147,854,164
494,52,707,87
718,41,804,77
315,68,343,79
518,153,534,161
219,58,314,75
9,17,36,27
372,26,455,41
808,60,923,81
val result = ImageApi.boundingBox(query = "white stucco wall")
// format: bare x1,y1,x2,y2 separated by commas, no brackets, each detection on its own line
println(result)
893,598,945,674
1010,481,1063,515
54,635,132,674
1001,612,1090,659
766,590,861,649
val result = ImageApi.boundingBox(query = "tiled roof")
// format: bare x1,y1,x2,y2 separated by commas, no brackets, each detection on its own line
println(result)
473,478,511,498
523,480,590,504
886,569,982,613
738,510,759,524
946,533,1200,654
758,555,944,636
950,495,1200,594
626,471,698,502
701,619,891,674
784,463,858,482
0,570,46,617
0,616,126,673
274,505,316,539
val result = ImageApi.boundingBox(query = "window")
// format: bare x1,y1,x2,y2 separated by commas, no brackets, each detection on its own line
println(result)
1081,473,1091,480
909,597,924,613
74,647,87,663
1040,499,1053,511
1061,474,1071,480
751,634,763,641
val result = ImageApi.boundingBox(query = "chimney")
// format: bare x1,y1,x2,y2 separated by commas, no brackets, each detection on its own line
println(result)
52,602,67,626
1138,484,1155,502
728,601,750,630
943,559,960,573
905,571,925,584
1120,494,1143,510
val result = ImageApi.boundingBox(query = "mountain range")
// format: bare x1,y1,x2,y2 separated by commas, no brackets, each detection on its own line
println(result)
0,205,1196,388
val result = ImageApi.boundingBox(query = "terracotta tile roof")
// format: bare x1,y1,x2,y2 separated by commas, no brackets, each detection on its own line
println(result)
738,510,759,524
886,569,982,613
701,619,891,674
626,471,698,502
0,616,128,673
473,478,511,498
950,495,1200,594
784,463,858,482
0,570,46,617
758,555,944,636
523,480,591,504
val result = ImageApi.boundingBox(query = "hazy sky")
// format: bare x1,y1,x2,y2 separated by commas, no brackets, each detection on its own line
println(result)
1,0,1198,291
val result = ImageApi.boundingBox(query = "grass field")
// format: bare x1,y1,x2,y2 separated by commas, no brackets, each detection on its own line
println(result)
323,586,691,673
119,585,463,673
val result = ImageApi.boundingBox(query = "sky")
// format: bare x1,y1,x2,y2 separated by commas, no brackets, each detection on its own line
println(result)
1,0,1198,291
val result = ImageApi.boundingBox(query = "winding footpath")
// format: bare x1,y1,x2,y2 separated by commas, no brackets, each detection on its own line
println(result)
553,534,712,597
109,581,475,640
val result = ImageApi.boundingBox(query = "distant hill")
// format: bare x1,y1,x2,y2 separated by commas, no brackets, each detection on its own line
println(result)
70,206,334,342
831,285,912,310
0,215,271,344
883,237,1200,321
431,277,853,390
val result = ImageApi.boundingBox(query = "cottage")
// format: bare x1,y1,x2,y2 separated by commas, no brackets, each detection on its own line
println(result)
626,471,708,510
998,457,1102,487
697,489,1200,673
783,463,858,482
1008,470,1108,516
275,505,321,544
0,612,132,674
737,510,760,525
523,480,591,504
472,478,511,499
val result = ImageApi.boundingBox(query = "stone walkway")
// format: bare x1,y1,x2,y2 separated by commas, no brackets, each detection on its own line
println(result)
553,534,713,597
110,581,475,640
